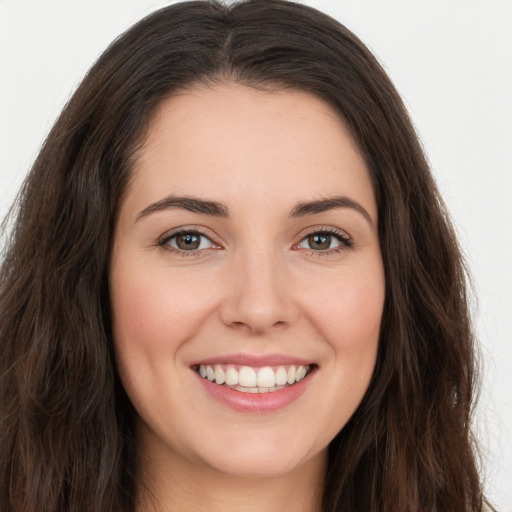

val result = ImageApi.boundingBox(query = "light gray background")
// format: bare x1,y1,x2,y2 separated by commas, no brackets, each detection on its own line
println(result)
1,1,511,508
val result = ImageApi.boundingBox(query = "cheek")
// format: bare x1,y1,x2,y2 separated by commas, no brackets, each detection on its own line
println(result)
301,262,384,419
110,262,216,356
306,263,385,351
109,261,219,417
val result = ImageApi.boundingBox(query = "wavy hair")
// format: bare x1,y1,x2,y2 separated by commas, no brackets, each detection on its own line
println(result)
0,1,489,510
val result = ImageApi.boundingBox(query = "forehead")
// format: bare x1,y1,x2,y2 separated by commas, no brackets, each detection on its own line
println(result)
125,82,376,223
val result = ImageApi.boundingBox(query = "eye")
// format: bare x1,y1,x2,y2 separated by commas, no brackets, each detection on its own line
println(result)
296,230,351,252
161,230,216,252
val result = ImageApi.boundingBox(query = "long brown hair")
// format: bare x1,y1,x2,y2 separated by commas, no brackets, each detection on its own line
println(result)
0,1,489,510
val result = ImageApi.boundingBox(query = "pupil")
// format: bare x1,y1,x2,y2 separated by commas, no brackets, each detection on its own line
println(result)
177,233,200,250
309,234,330,250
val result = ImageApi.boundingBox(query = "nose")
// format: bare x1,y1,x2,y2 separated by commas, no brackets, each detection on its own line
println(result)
219,247,298,334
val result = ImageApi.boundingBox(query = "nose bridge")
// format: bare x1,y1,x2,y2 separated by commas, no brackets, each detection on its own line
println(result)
220,243,296,333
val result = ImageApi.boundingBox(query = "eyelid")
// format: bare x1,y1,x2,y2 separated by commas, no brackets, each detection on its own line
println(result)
293,225,353,253
156,224,352,257
157,226,223,256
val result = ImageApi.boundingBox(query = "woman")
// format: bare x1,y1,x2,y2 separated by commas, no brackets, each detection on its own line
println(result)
0,1,491,510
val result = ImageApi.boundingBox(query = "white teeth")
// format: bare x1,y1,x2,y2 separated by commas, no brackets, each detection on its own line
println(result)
238,366,257,387
275,366,288,386
257,366,276,388
197,363,311,391
231,384,287,393
214,365,225,385
225,366,239,385
296,365,307,382
287,366,296,385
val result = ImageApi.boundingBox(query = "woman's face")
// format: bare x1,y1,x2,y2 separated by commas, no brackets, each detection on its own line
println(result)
110,83,385,479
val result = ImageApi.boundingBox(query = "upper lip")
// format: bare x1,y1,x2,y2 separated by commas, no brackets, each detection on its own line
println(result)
191,353,315,367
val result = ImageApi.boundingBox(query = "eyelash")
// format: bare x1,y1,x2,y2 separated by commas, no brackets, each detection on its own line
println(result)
296,228,353,257
157,227,352,257
158,228,218,258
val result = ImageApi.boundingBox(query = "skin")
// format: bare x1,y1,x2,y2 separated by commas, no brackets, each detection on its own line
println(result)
110,83,385,512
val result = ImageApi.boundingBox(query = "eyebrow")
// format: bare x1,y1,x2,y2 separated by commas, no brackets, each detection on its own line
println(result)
290,196,374,226
137,195,229,221
136,194,374,226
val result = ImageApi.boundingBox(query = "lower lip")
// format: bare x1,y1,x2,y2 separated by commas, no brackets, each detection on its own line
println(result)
194,369,315,413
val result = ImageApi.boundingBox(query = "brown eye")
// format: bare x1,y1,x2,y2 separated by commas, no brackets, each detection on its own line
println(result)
307,234,332,250
165,231,215,251
296,230,350,252
176,233,201,250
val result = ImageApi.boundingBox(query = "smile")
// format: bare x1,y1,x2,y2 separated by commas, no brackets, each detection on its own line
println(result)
195,364,311,393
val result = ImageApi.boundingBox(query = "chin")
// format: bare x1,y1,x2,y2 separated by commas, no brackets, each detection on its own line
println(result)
192,432,325,479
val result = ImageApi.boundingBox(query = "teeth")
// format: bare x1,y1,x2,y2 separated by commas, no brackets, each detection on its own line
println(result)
287,366,296,385
239,366,257,387
214,365,225,385
231,384,287,393
275,366,287,386
296,365,307,382
206,365,215,381
257,367,275,388
197,363,311,391
225,366,239,385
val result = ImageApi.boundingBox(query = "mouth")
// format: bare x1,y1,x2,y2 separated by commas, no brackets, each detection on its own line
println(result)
192,363,314,394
